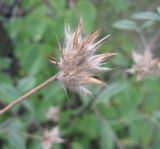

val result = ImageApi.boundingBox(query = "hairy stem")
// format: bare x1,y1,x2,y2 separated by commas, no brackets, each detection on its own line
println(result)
0,75,57,115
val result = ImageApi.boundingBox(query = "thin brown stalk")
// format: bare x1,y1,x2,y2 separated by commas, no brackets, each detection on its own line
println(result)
0,75,57,115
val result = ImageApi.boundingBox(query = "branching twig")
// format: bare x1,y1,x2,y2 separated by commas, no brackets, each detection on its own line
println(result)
0,75,57,115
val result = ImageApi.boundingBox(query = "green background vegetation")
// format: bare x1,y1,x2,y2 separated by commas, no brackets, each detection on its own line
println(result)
0,0,160,149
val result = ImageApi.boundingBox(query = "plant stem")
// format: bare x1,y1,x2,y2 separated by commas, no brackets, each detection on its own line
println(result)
1,128,42,140
136,28,149,50
0,75,57,115
149,30,160,50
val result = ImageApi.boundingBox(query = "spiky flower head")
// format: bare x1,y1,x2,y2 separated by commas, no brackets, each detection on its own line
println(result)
46,106,60,122
42,127,64,149
49,18,115,95
127,50,160,80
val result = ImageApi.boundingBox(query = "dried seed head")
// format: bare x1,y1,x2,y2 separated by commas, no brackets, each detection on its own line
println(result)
46,106,60,122
50,18,116,95
42,127,64,149
127,50,160,80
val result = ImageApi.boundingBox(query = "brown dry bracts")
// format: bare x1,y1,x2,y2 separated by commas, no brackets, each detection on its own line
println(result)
0,18,115,115
127,50,160,80
42,127,64,149
49,18,116,95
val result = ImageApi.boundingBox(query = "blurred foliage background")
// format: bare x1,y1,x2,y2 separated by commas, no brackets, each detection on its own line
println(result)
0,0,160,149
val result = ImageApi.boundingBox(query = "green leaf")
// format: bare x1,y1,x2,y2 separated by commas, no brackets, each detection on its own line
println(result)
21,45,44,76
29,141,42,149
151,129,160,149
64,9,77,29
0,73,12,83
32,22,47,42
0,58,11,69
121,138,137,146
132,11,160,21
157,7,160,14
7,131,26,149
51,0,65,13
129,118,153,146
75,114,98,138
0,84,19,103
109,0,128,12
5,119,26,149
141,20,155,29
97,83,126,102
35,82,65,122
99,121,114,149
0,118,15,134
7,119,24,131
71,142,85,149
113,20,137,30
17,76,36,93
77,1,96,33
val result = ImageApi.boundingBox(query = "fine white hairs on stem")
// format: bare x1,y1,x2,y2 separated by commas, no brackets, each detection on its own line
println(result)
50,18,116,95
